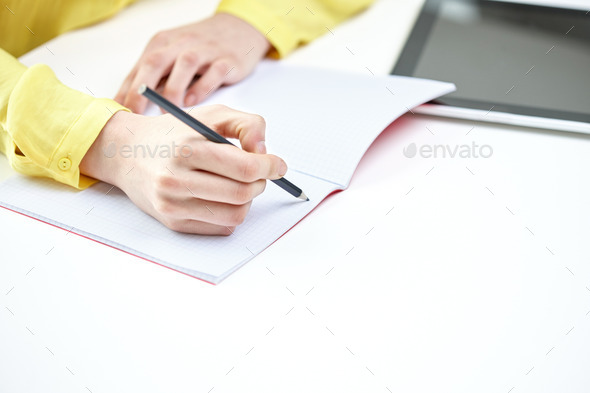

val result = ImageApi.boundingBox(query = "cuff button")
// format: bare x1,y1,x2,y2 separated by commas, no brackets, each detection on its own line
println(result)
58,157,72,171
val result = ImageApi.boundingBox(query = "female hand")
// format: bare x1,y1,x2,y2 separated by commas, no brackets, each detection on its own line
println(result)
81,105,286,235
115,13,271,113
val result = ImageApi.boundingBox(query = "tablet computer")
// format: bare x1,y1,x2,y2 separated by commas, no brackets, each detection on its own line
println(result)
392,0,590,133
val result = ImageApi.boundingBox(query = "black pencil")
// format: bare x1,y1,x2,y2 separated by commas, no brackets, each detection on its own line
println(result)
138,85,308,201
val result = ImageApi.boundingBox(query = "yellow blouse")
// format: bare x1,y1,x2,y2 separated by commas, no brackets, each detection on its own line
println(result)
0,0,372,188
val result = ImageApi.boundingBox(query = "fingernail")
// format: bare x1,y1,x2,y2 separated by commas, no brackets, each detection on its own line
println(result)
278,160,287,177
256,141,267,154
185,93,197,106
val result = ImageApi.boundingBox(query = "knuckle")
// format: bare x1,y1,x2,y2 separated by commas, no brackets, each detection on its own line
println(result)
241,157,261,182
233,182,254,204
165,219,185,233
155,171,178,190
222,226,236,236
153,198,176,217
244,114,266,131
179,50,199,66
164,85,182,98
252,114,266,128
196,104,229,119
226,205,249,226
256,179,267,196
177,142,194,159
144,51,165,68
192,140,207,158
212,61,231,75
192,141,216,166
205,104,229,115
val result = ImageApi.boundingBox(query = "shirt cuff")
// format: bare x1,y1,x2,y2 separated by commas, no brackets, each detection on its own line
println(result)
6,64,129,189
216,0,299,58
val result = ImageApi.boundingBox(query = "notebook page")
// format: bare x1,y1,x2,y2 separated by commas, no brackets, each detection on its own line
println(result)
0,63,454,283
0,170,338,284
197,61,456,187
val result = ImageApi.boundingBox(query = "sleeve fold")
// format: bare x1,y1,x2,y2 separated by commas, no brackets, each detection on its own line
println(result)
1,48,128,189
216,0,373,58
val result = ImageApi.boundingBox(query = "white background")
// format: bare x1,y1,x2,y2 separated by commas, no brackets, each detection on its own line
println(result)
1,0,590,392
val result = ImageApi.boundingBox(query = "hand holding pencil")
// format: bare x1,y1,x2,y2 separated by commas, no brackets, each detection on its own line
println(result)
139,85,308,201
80,101,302,236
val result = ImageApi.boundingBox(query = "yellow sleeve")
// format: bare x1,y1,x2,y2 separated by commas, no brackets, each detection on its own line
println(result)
0,48,129,189
216,0,374,58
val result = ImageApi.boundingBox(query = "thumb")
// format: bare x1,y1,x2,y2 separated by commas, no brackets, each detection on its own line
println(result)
259,153,288,180
192,105,268,154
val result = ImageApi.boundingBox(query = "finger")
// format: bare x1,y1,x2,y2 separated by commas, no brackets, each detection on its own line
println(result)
225,111,267,154
165,219,235,236
186,175,266,205
154,196,253,227
185,60,233,106
163,50,213,107
115,30,172,104
192,105,267,154
123,49,176,113
189,142,287,182
156,168,267,205
114,65,139,104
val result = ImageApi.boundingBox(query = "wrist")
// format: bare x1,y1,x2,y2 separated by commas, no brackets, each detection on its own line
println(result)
215,12,271,57
80,110,134,188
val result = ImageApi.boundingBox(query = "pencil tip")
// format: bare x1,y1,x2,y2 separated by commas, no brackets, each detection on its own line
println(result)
298,192,309,201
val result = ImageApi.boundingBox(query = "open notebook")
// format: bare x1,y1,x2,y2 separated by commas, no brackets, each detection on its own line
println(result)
0,62,454,283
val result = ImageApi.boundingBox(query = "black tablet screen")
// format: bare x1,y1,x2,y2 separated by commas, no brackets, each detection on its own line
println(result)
393,0,590,122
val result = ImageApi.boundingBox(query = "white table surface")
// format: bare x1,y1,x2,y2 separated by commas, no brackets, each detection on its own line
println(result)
1,0,590,392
